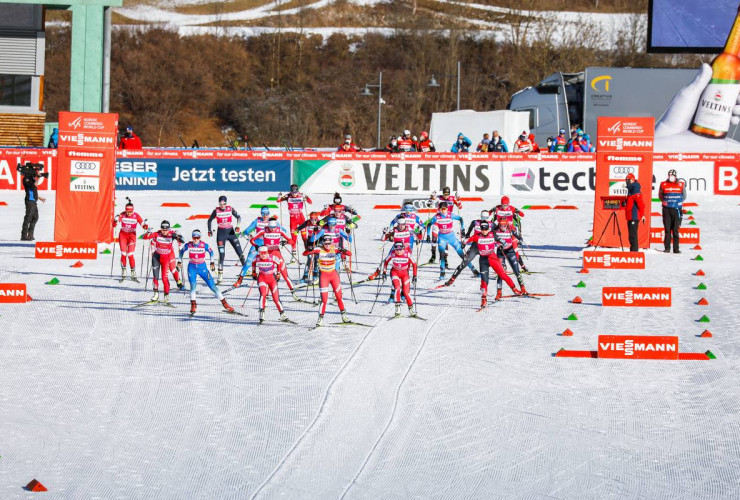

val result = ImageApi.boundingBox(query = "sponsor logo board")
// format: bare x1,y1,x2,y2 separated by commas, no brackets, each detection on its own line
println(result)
35,242,98,259
0,283,27,303
582,251,645,269
598,335,679,360
602,287,671,307
714,162,740,195
70,160,101,177
70,176,100,192
650,227,700,244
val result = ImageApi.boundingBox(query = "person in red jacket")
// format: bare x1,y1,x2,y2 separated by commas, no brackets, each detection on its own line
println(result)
119,126,143,149
528,133,540,152
338,134,362,152
624,173,645,252
416,131,436,152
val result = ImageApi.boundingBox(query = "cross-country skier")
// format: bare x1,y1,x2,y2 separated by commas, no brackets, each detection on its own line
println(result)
113,201,148,281
320,193,359,219
430,186,462,212
312,217,352,270
249,245,292,324
445,221,522,308
295,211,322,283
276,184,312,255
425,201,474,279
491,196,527,271
367,218,422,281
465,210,492,238
207,195,246,282
241,206,272,270
494,219,528,299
381,242,418,317
388,203,424,234
143,220,184,303
177,229,234,315
303,235,352,327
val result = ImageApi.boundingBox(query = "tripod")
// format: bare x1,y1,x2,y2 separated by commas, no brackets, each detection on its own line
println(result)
593,210,624,251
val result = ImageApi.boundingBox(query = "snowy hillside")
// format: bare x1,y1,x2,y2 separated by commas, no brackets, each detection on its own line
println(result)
0,191,737,498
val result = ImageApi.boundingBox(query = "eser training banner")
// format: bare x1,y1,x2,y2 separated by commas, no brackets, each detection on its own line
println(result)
593,118,655,249
55,112,118,243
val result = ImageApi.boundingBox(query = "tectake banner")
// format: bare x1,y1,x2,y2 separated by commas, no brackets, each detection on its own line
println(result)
115,158,290,191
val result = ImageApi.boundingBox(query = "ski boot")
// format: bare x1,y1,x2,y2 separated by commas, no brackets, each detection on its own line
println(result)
495,289,502,301
512,287,523,296
131,269,138,281
520,285,528,296
259,308,265,324
151,290,160,302
221,299,234,312
121,267,127,280
163,293,170,304
233,275,243,288
481,295,488,309
445,276,456,287
367,268,380,281
439,270,446,280
341,310,350,323
394,303,401,317
316,314,324,327
409,305,417,317
176,280,184,290
279,311,289,322
427,254,436,265
217,270,224,283
190,300,197,315
291,289,299,301
521,264,529,273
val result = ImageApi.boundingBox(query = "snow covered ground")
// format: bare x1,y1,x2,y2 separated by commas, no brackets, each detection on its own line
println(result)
0,190,739,498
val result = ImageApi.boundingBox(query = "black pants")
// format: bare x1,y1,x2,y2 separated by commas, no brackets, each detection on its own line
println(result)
217,228,245,270
497,247,524,289
662,207,680,252
627,220,639,252
22,199,38,240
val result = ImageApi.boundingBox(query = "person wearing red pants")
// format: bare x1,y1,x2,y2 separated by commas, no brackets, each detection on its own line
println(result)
445,221,522,309
382,242,418,317
113,202,147,281
142,220,184,303
303,235,352,327
250,246,291,324
276,184,312,257
245,217,297,300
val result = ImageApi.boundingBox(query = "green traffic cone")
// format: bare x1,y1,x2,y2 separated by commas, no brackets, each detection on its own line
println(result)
173,223,182,228
706,350,716,359
566,313,578,321
576,281,586,288
101,248,112,254
45,277,60,285
699,315,710,323
694,255,704,261
688,220,697,226
697,283,707,290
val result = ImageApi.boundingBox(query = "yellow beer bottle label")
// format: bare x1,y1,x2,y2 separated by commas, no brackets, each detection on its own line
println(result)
692,78,740,133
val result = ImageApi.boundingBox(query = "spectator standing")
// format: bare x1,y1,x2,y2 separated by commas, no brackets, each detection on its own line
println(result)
338,134,362,152
397,130,416,152
551,129,567,152
513,132,533,153
119,126,143,149
385,136,400,153
658,169,686,253
416,131,436,152
624,173,645,252
476,133,491,152
528,133,540,152
489,130,508,152
451,133,472,153
47,128,58,148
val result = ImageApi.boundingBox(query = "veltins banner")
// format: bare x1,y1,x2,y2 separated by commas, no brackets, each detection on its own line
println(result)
592,117,654,249
55,112,118,243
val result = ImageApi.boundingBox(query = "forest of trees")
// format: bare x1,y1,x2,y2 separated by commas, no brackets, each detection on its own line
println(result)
44,21,706,148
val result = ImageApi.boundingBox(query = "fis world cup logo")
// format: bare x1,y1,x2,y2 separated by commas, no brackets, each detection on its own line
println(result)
607,121,622,134
338,163,355,189
70,116,83,130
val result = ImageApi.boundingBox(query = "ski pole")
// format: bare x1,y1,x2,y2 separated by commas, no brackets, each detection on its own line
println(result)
369,272,383,313
110,229,118,277
343,257,357,304
144,245,152,291
241,276,256,308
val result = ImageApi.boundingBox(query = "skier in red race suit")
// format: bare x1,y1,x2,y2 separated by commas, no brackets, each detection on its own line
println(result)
239,218,298,300
113,201,147,281
276,184,312,254
431,186,462,213
142,220,185,303
491,195,528,271
494,219,528,299
250,246,292,324
445,221,522,309
303,236,352,327
381,242,418,317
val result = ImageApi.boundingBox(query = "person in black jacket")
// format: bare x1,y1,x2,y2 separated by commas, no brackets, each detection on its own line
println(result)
21,167,46,241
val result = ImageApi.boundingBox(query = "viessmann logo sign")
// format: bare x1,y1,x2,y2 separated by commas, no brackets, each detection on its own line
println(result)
582,251,645,269
602,287,671,307
650,227,700,244
598,335,679,360
35,242,98,259
0,283,28,303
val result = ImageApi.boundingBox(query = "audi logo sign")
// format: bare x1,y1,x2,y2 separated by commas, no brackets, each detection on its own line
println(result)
70,159,101,177
611,166,636,174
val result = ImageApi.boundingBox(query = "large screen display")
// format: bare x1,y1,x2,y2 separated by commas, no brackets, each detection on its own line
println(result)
649,0,736,53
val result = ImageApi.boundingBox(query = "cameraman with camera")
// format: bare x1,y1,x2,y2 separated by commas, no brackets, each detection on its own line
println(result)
18,162,47,241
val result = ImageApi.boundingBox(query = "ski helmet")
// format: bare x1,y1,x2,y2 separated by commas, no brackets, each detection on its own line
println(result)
501,196,510,206
192,229,202,239
258,245,268,255
480,221,490,232
396,219,406,228
420,131,428,139
309,211,319,222
268,219,278,229
160,220,171,230
403,203,414,212
290,183,299,192
125,202,134,210
498,218,509,228
219,195,227,203
393,242,405,252
438,201,449,211
333,193,342,204
260,206,270,216
442,187,451,196
481,210,491,221
327,217,337,226
322,235,333,246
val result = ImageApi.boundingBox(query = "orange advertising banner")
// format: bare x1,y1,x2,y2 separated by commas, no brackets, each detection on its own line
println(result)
598,335,679,360
55,112,118,243
592,118,654,249
650,227,700,244
582,251,645,269
35,241,98,259
0,283,28,303
602,287,672,307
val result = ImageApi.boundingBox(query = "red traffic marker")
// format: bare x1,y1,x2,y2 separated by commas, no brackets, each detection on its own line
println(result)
25,479,47,492
555,349,596,358
561,329,574,336
687,215,695,220
697,298,709,306
161,202,190,207
26,294,33,302
700,330,713,338
0,201,7,206
578,268,589,274
693,245,702,250
186,214,210,220
70,261,84,268
695,269,705,276
571,296,583,304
